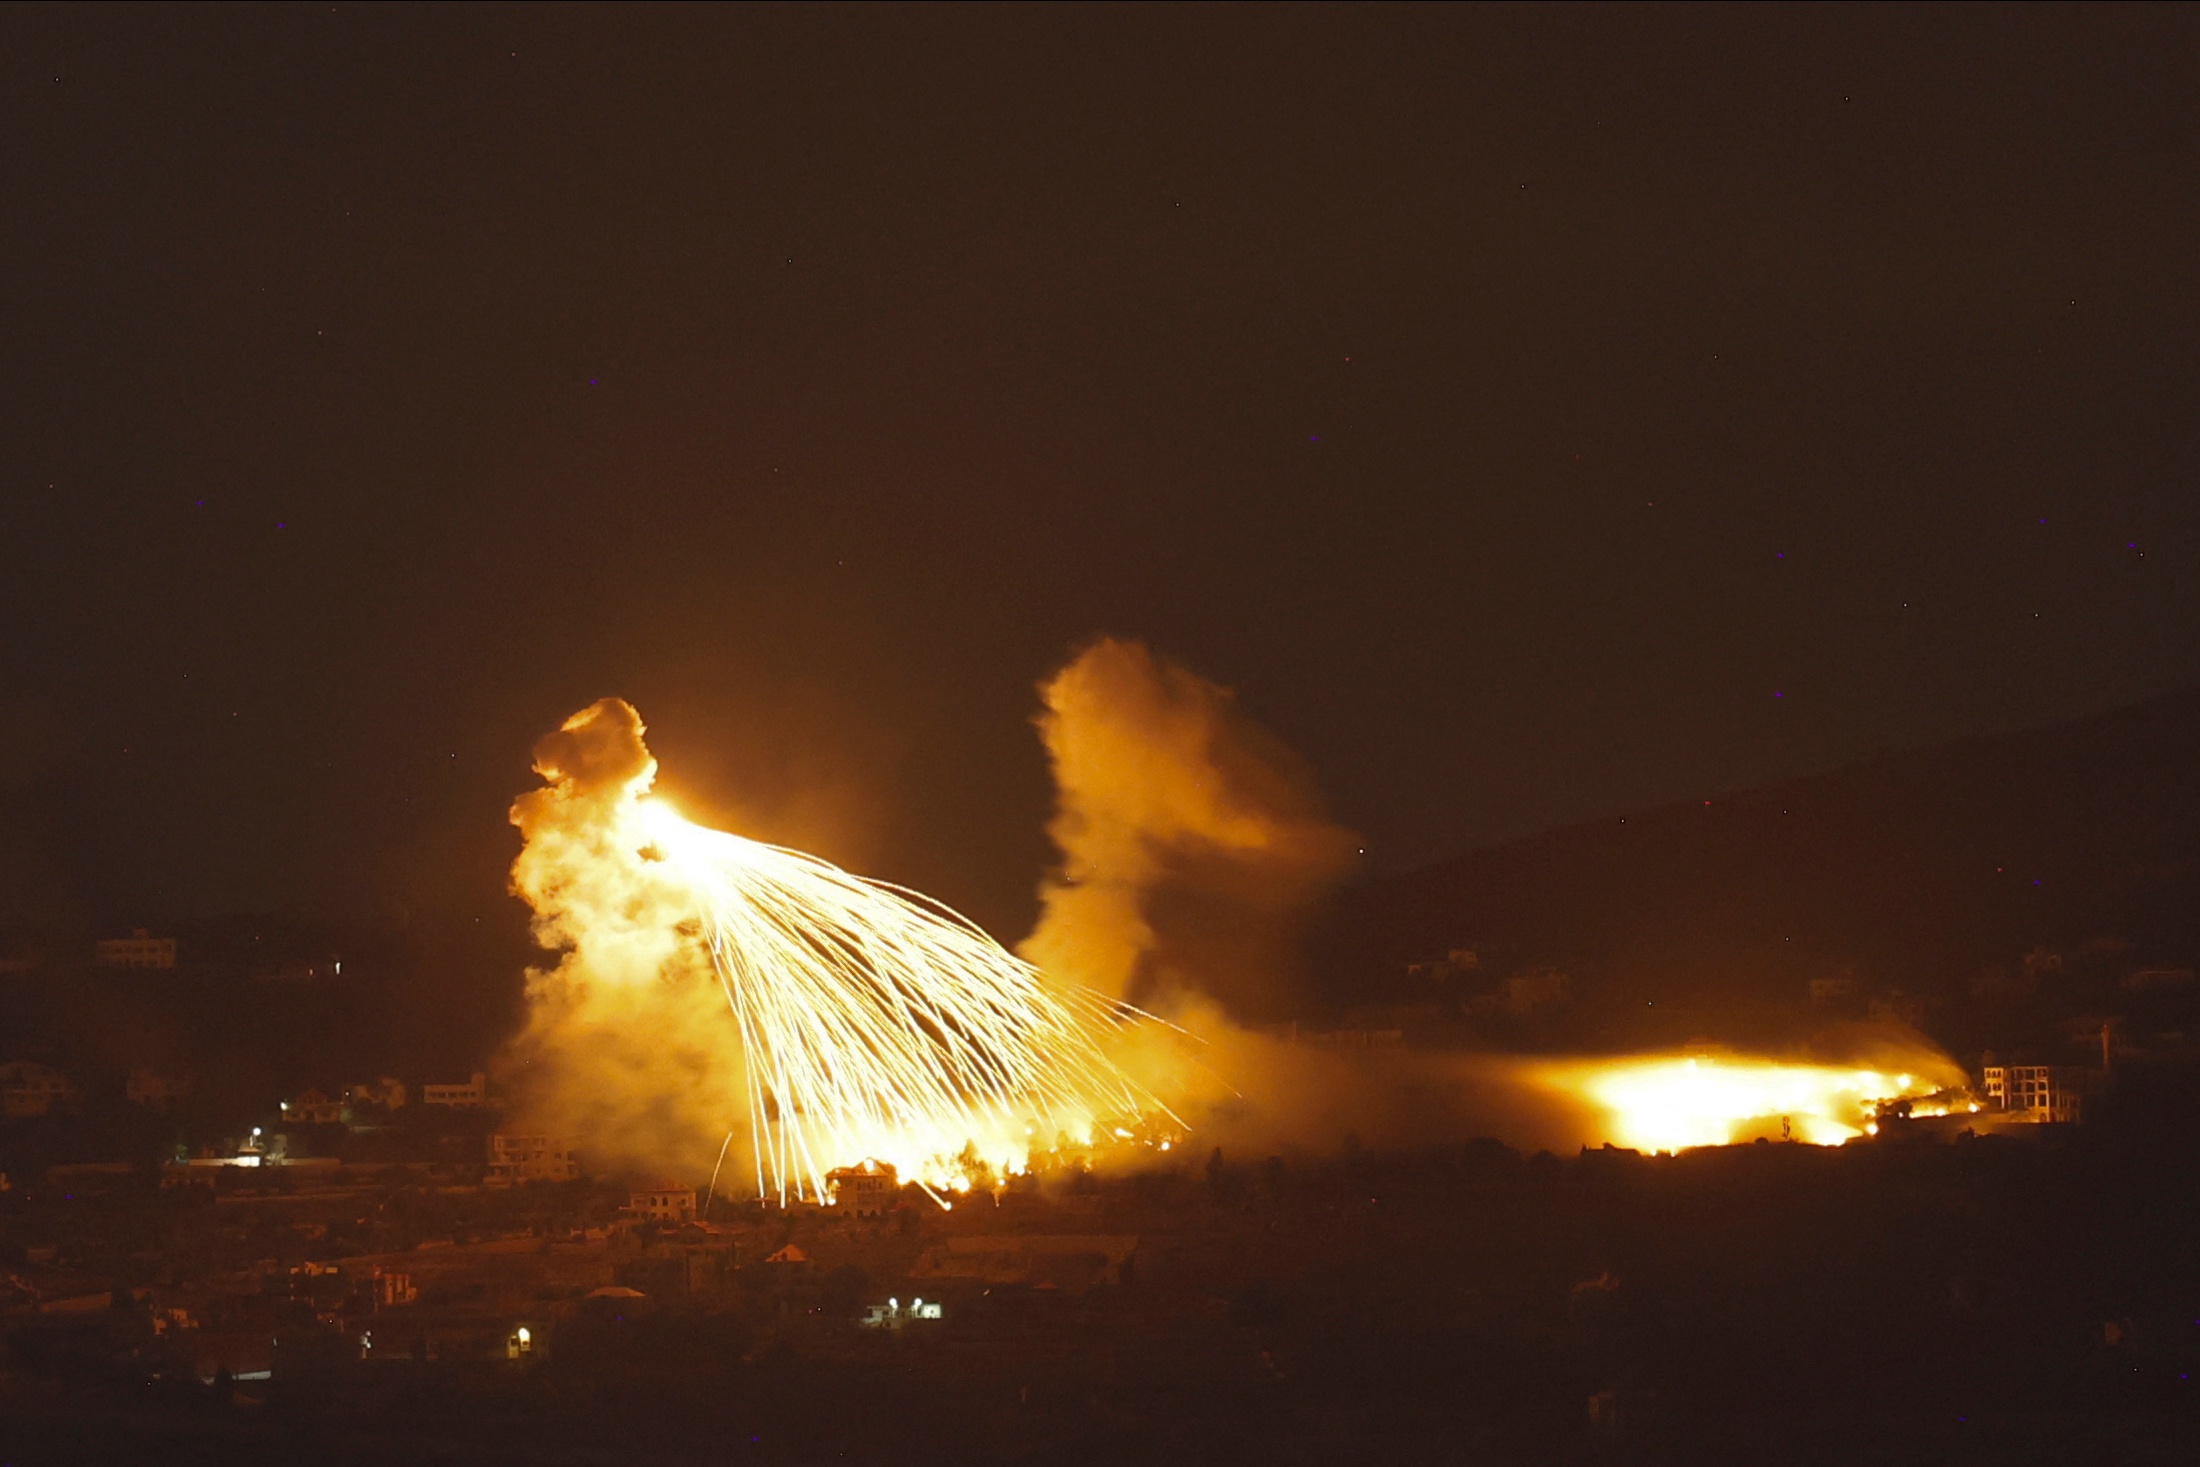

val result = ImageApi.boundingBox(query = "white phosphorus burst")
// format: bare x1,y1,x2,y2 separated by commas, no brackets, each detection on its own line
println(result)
638,803,1167,1207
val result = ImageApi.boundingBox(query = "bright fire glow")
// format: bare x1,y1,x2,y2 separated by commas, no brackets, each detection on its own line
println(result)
1527,1053,1966,1152
509,699,1181,1210
645,801,1170,1202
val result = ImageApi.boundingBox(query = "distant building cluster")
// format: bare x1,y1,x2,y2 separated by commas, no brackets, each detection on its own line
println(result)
126,1069,190,1107
0,1061,77,1119
1404,948,1480,983
421,1072,488,1109
279,1073,500,1129
488,1134,580,1187
280,1090,345,1126
94,929,176,969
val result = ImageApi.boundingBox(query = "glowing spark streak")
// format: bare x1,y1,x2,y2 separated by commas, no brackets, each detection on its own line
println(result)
638,803,1168,1205
705,1131,733,1214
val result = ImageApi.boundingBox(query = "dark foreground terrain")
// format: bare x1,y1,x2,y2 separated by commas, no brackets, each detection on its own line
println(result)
5,1067,2200,1466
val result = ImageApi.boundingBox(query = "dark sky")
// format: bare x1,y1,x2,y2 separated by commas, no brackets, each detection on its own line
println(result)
4,5,2197,943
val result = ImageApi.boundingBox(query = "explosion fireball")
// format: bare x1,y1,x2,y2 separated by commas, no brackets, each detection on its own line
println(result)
509,698,1167,1206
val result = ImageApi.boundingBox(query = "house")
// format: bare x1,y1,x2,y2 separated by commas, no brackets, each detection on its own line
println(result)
344,1076,408,1112
360,1269,417,1308
126,1069,190,1106
487,1134,580,1186
826,1159,898,1215
911,1234,1139,1293
615,1242,733,1298
1296,1027,1405,1052
0,1061,77,1119
860,1296,945,1329
1981,1062,2087,1123
626,1180,696,1223
280,1089,343,1125
2123,966,2196,993
421,1072,487,1108
1498,968,1571,1017
94,929,176,969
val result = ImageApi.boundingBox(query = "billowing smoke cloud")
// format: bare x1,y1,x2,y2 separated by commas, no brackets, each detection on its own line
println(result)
500,671,1972,1187
1023,638,1359,1022
1019,640,1971,1162
1019,638,1472,1155
502,698,745,1181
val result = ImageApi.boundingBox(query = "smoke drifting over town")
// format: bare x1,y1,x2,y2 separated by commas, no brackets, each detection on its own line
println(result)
503,699,745,1184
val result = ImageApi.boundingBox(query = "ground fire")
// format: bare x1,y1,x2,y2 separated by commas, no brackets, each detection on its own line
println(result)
1521,1049,1974,1152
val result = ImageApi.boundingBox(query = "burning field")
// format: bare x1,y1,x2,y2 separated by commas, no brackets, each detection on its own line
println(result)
501,640,1970,1199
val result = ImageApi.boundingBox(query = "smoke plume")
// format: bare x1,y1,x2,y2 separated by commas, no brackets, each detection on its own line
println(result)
1018,640,1970,1161
503,698,744,1180
1023,638,1358,1021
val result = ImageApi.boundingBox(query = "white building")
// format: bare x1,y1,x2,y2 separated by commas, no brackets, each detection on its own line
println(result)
94,930,176,969
487,1134,580,1186
627,1181,697,1223
421,1072,487,1109
0,1061,77,1119
827,1159,898,1215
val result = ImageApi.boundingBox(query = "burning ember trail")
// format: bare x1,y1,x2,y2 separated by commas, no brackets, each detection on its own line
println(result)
653,807,1166,1203
1525,1052,1972,1152
510,699,1168,1207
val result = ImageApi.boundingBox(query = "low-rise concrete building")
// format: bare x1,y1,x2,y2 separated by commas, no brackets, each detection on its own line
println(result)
487,1134,580,1186
827,1159,898,1215
421,1072,487,1109
1981,1062,2088,1123
627,1180,697,1223
280,1089,343,1125
94,929,176,969
126,1069,190,1106
0,1060,77,1118
911,1234,1139,1293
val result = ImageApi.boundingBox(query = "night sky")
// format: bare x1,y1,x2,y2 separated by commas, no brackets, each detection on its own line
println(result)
4,6,2197,944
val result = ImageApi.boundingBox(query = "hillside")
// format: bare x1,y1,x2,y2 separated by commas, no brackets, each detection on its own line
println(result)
1320,686,2200,1060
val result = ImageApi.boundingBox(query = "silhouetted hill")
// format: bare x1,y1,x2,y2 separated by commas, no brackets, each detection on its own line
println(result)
1322,686,2200,1059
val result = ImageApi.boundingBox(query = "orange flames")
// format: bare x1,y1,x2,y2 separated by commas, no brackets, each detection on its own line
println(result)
1523,1049,1972,1152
